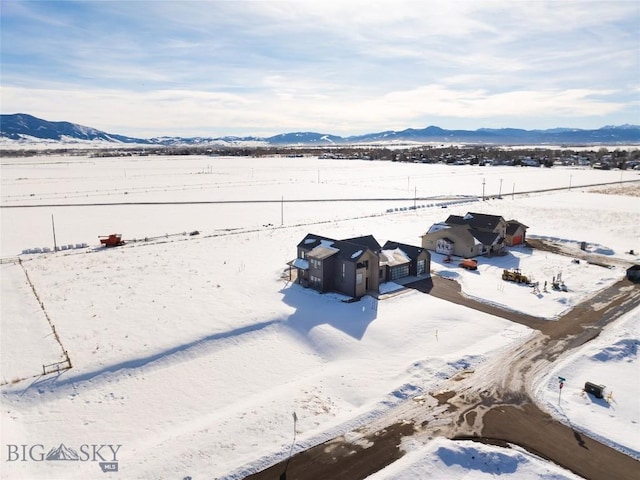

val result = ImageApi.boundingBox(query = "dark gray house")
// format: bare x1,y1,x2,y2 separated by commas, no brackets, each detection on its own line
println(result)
292,234,381,298
291,234,430,298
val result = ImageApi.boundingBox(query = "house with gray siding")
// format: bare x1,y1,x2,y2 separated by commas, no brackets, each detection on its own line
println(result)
293,233,380,298
291,234,429,298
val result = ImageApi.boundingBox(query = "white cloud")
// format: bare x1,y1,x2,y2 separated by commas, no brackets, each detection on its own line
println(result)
1,83,628,137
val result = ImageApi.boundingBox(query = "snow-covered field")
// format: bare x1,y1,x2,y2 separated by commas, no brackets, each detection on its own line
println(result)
1,155,639,479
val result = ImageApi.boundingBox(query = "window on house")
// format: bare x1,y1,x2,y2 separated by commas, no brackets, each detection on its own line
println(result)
342,263,346,279
356,273,363,285
417,260,426,275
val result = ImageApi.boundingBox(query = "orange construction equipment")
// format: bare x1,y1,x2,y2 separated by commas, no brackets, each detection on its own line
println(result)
99,234,125,247
459,258,478,270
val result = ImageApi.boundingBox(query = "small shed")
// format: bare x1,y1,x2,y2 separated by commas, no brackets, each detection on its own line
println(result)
584,381,605,399
627,265,640,283
505,220,528,246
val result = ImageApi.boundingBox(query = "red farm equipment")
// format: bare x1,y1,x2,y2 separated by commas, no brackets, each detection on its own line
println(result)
99,234,125,247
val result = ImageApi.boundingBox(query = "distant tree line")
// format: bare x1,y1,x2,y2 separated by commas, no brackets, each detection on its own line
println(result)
1,144,639,169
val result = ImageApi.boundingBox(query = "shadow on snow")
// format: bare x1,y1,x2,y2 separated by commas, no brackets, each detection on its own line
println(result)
279,283,377,341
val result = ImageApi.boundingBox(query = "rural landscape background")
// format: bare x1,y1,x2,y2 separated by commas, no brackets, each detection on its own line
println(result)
1,151,639,479
2,0,639,478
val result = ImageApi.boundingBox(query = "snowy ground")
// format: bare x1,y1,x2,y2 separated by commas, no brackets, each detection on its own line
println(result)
1,155,639,479
433,245,622,320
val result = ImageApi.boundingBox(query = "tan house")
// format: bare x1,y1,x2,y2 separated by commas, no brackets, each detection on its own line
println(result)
421,212,510,258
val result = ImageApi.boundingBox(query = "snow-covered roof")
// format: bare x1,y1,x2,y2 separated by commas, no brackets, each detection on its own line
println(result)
308,244,339,259
380,247,410,267
427,222,450,234
292,258,309,270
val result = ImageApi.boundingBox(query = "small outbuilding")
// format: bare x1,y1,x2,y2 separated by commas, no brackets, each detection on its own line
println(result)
505,220,528,246
626,265,640,283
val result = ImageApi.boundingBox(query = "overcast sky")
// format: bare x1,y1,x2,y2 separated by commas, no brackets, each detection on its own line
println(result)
1,1,639,137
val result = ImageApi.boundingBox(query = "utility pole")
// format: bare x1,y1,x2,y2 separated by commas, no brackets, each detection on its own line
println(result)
280,196,284,226
499,178,503,198
51,214,58,252
512,183,515,199
414,186,417,210
482,178,486,201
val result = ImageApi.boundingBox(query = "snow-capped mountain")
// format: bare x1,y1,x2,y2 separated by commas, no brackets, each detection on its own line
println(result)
1,113,639,146
0,113,147,144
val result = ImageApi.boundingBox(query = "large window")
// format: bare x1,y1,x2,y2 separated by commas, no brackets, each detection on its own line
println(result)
417,259,426,275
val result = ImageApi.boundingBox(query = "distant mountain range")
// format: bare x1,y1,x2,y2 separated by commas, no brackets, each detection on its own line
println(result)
1,113,639,147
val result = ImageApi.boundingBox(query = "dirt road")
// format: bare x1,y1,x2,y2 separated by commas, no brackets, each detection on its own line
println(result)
246,249,640,480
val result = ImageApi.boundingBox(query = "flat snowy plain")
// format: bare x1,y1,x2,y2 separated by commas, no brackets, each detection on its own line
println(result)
1,154,639,479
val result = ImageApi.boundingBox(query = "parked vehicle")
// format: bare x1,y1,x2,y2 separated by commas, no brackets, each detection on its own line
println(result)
459,258,478,270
